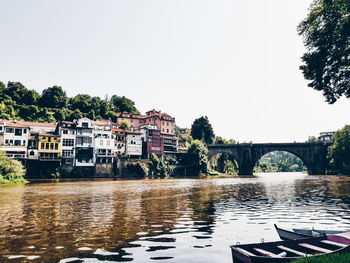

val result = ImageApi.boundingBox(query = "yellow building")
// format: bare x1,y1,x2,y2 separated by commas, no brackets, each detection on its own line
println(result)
38,133,61,160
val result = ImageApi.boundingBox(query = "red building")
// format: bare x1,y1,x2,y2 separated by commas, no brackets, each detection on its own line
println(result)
140,125,164,158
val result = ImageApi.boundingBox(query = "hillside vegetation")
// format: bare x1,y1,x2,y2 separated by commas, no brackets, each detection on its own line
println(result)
0,81,139,122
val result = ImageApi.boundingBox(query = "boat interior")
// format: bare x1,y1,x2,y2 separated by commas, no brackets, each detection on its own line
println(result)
232,236,349,258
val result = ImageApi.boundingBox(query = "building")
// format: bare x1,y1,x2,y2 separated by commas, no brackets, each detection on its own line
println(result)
125,131,142,158
93,120,114,164
112,127,126,155
56,121,76,166
114,112,146,129
140,125,164,158
37,132,61,161
115,109,178,155
0,120,30,158
75,118,94,167
318,132,336,142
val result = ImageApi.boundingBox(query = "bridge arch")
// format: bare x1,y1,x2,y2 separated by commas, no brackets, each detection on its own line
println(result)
252,150,307,173
209,152,239,175
207,143,330,176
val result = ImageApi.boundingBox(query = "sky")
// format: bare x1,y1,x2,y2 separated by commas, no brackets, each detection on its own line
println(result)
0,0,349,143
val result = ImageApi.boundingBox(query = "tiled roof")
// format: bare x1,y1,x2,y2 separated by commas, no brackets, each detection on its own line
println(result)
93,120,110,126
0,120,56,128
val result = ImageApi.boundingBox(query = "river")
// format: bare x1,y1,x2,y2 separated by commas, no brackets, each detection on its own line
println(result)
1,173,350,262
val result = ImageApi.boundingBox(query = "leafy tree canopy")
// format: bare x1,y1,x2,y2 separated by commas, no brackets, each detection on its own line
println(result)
184,140,209,175
110,95,138,113
298,0,350,103
40,86,67,108
0,81,139,123
328,125,350,174
191,116,215,145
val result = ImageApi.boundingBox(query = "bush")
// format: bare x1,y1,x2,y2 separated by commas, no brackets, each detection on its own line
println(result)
0,152,26,184
125,162,149,178
183,140,209,175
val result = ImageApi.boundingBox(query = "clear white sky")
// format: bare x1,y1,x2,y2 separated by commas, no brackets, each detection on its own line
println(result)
0,0,349,142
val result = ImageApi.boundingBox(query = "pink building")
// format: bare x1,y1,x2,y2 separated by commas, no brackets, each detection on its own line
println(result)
115,109,178,154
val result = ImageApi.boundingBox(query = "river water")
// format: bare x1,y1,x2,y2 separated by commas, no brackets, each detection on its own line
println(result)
1,173,350,262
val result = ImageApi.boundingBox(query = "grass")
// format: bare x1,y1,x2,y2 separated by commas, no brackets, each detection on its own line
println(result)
291,253,350,263
0,178,28,185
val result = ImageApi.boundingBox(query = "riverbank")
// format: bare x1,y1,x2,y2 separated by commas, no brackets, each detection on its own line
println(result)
0,178,28,185
291,253,350,263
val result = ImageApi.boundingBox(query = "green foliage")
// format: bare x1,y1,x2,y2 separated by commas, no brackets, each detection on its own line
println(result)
118,119,131,130
191,116,215,145
110,95,138,113
254,151,306,173
328,125,350,174
149,154,173,177
0,81,138,122
291,253,350,263
298,0,350,103
214,136,236,144
308,136,318,142
0,151,26,184
184,140,209,175
125,161,149,178
210,153,238,175
40,86,67,108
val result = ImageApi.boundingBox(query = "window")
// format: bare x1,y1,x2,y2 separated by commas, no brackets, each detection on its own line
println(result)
14,140,21,146
83,137,92,144
5,139,9,145
50,143,54,149
23,140,26,146
45,143,49,149
55,144,58,150
62,150,74,157
5,128,14,133
23,129,27,134
41,142,45,149
82,122,88,128
63,130,68,134
167,129,169,133
63,139,74,147
0,126,3,131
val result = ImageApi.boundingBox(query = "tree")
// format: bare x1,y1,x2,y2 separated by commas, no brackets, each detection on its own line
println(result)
328,125,350,174
118,119,131,130
68,94,92,113
214,136,236,144
110,95,138,113
0,151,26,184
191,116,215,145
40,86,67,108
184,140,209,175
298,0,350,103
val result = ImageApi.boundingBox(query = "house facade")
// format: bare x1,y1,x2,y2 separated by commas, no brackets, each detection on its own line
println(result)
93,120,114,164
125,131,142,158
56,121,76,166
0,120,30,158
75,118,94,167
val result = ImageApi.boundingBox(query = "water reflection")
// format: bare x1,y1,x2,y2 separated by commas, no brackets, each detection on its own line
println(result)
0,174,350,262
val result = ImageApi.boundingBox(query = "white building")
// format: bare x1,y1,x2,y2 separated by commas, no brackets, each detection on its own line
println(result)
318,131,336,142
125,131,142,158
0,120,29,158
93,120,115,164
56,121,76,166
75,118,94,166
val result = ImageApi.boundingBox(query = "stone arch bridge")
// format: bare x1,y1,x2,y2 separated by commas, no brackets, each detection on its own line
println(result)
208,142,331,175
